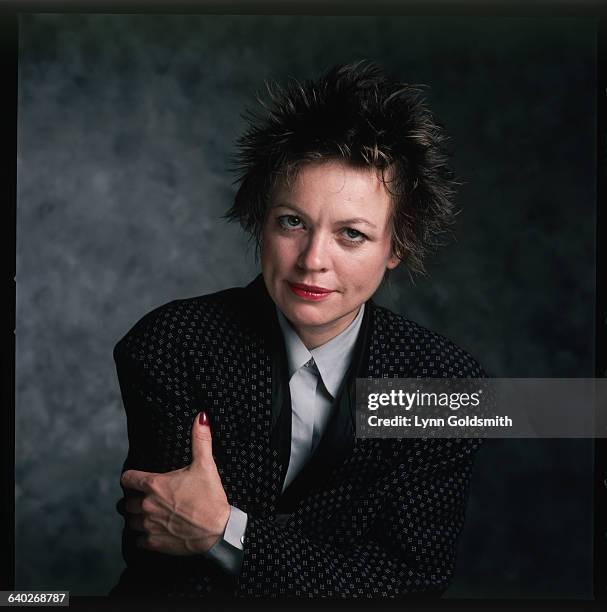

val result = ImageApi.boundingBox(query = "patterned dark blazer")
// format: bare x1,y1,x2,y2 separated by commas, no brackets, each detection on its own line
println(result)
111,275,483,600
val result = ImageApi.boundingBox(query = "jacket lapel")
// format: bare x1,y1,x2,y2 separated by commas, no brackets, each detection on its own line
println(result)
214,275,287,513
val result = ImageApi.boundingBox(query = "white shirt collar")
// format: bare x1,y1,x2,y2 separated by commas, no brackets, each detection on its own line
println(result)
276,304,365,399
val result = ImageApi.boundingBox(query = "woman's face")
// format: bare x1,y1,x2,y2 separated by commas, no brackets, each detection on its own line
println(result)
261,160,399,348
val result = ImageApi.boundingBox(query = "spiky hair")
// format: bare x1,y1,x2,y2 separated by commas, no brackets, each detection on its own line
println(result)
225,60,458,275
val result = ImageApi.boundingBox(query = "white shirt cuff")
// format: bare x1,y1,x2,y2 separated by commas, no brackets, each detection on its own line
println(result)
223,505,248,550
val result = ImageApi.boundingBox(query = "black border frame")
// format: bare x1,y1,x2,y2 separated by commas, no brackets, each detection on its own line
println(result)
3,2,605,608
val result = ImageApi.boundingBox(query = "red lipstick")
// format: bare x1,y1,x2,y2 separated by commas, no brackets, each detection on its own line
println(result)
288,282,334,301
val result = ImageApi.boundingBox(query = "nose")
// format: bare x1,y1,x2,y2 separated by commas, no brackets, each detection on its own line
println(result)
296,231,329,273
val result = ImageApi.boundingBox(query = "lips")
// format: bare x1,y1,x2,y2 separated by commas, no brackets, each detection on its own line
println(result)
290,282,332,294
287,282,334,301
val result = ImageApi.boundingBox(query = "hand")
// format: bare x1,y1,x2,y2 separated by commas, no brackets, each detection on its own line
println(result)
118,411,230,555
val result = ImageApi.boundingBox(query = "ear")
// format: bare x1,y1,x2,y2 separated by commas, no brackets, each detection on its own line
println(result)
386,252,400,270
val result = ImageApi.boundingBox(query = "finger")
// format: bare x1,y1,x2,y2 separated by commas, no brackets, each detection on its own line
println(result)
136,533,184,555
136,533,163,552
136,534,151,550
127,514,146,532
124,495,145,514
115,497,126,516
191,411,214,466
120,469,153,492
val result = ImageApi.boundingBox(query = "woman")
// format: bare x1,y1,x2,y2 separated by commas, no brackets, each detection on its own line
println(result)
112,61,484,600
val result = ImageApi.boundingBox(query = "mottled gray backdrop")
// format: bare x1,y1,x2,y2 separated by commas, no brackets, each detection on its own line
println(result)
16,14,596,597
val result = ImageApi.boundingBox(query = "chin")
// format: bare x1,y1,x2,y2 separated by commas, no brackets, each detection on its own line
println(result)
283,304,331,327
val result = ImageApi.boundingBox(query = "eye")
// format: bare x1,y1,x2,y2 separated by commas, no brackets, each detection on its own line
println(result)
341,227,367,243
278,215,304,230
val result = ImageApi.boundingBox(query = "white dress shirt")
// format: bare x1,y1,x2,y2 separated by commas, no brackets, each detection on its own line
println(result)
204,304,365,574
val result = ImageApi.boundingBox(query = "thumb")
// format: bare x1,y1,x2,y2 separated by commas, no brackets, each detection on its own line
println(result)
191,411,214,466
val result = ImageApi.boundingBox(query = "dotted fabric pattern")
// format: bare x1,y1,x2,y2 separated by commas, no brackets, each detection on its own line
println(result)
111,277,483,600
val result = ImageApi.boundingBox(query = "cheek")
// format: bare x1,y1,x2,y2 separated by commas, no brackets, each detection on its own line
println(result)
261,224,277,256
262,234,293,270
341,254,388,292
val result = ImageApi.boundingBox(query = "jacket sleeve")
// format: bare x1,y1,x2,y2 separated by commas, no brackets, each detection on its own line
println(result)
109,326,238,598
235,437,481,599
111,334,184,593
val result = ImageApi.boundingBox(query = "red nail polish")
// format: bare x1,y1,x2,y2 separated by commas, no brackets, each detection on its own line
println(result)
199,411,209,426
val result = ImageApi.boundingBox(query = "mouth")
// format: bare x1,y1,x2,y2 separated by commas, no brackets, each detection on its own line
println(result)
287,282,334,301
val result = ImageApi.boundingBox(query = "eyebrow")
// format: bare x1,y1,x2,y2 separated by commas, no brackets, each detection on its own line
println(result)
271,203,379,230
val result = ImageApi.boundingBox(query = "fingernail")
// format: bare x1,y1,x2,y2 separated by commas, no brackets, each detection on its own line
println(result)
199,411,209,427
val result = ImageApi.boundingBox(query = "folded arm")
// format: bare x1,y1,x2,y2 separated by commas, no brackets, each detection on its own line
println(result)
235,438,479,598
